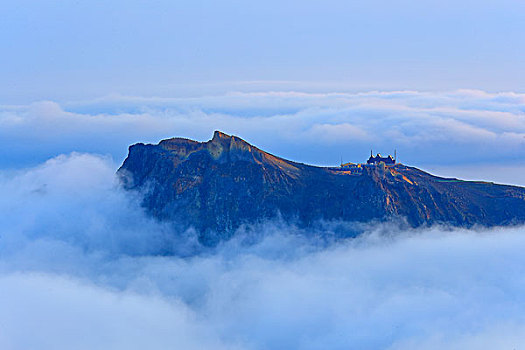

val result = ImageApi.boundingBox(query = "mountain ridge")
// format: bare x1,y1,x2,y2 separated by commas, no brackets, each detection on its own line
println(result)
118,131,525,245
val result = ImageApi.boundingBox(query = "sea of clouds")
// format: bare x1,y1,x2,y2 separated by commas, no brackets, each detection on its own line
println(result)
1,90,525,349
0,153,525,349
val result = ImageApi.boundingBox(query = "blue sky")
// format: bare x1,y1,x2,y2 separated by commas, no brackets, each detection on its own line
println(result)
0,0,525,184
0,0,525,175
2,0,525,102
1,0,524,177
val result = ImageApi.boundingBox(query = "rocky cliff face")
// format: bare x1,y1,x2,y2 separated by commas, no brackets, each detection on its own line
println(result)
118,131,525,245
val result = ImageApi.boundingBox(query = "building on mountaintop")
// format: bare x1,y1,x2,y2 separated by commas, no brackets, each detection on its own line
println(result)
367,150,396,165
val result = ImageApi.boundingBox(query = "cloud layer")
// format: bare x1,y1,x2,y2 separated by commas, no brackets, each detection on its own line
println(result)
1,90,524,173
1,154,525,349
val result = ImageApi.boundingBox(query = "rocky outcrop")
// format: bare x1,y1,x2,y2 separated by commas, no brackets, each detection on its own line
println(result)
118,131,525,245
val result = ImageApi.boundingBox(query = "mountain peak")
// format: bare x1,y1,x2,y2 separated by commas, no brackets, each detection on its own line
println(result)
211,130,232,141
207,131,255,159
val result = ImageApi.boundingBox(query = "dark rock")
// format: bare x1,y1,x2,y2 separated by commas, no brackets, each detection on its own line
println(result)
118,131,525,245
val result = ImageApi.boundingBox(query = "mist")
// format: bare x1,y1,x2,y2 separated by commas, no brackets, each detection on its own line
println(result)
0,153,524,349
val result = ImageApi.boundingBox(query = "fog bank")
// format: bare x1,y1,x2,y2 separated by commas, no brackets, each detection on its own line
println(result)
0,154,524,349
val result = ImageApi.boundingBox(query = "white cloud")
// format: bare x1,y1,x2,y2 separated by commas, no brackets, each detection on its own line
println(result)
1,90,524,171
1,154,525,349
305,123,369,143
0,273,235,350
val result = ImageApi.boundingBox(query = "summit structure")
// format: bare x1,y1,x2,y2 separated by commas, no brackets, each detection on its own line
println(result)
367,150,396,165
